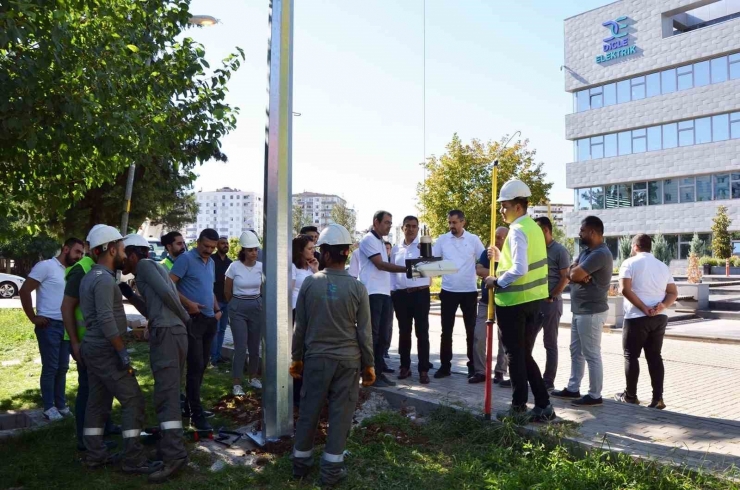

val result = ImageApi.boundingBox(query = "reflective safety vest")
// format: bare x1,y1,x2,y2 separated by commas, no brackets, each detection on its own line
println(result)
161,256,174,271
495,216,548,307
63,256,95,341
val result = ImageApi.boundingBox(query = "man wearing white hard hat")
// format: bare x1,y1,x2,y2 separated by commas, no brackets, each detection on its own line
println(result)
120,234,190,483
224,230,264,395
79,226,163,474
290,224,375,486
484,180,555,423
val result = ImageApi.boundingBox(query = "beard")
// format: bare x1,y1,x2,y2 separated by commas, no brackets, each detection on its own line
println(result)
113,255,126,271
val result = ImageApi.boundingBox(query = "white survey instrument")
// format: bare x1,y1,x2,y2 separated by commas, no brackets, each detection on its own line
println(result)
410,260,459,278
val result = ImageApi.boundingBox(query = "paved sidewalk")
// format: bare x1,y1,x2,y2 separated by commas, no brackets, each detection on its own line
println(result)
370,313,740,474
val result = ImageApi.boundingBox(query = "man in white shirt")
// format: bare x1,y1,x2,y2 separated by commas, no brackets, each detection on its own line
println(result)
390,216,432,384
358,211,408,387
615,234,678,410
432,210,485,379
347,243,361,278
19,237,85,420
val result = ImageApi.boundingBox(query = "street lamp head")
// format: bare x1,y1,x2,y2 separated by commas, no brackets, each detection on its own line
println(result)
189,15,218,26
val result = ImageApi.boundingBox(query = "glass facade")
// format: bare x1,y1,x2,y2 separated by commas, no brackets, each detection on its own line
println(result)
573,51,740,113
575,112,740,161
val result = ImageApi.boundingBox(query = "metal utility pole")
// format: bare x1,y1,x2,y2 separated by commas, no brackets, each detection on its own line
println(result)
120,164,136,234
251,0,294,445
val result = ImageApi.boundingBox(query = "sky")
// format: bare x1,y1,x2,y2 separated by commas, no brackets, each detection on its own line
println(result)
187,0,613,228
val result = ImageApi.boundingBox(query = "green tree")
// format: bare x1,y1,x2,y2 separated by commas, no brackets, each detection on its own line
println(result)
227,237,240,261
617,234,632,265
551,224,576,258
711,205,732,260
0,0,243,230
330,202,357,235
417,134,553,239
293,204,311,236
0,217,60,276
652,233,673,266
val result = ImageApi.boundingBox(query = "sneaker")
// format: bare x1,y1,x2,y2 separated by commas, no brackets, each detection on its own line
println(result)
527,404,556,423
614,392,640,405
148,456,188,483
191,415,212,431
468,373,486,384
233,384,246,396
433,369,451,379
572,395,603,407
496,405,528,422
493,373,504,384
58,406,72,417
498,379,512,388
373,374,397,387
398,367,412,380
550,388,581,399
249,378,262,390
122,459,165,475
43,407,63,421
648,399,666,410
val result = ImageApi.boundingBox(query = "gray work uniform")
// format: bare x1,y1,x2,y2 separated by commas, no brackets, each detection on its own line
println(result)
540,240,570,389
133,259,190,462
292,268,373,485
80,265,146,467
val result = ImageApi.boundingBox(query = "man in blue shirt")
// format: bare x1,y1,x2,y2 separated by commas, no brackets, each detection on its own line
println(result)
170,228,222,431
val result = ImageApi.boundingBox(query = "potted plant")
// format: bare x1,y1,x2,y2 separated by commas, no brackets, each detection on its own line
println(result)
606,283,624,328
687,233,703,283
699,256,714,276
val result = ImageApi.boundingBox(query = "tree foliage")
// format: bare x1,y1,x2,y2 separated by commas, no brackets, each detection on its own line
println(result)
293,204,311,236
552,224,575,259
617,234,632,265
0,217,60,276
330,202,356,235
417,134,553,240
711,205,732,260
652,233,673,266
0,0,243,231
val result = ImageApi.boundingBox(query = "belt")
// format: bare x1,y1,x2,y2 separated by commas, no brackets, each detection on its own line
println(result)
394,286,430,293
234,294,261,300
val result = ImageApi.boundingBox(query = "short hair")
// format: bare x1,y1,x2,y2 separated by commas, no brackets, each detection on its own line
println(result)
632,234,652,253
300,226,318,234
292,235,312,269
63,237,84,249
218,235,229,241
199,228,219,242
581,216,604,236
534,216,552,233
448,210,465,221
320,244,350,265
383,241,392,247
161,231,182,248
373,210,391,223
511,197,529,212
124,245,150,259
402,215,418,226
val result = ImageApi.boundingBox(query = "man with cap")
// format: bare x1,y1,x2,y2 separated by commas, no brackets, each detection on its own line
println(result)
120,234,190,482
290,224,375,486
79,225,162,474
484,180,555,423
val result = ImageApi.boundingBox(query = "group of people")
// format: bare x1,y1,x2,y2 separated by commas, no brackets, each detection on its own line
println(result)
17,177,680,486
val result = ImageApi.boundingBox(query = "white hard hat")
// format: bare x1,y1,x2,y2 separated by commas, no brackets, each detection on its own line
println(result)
88,225,123,250
123,233,150,248
85,224,107,244
239,231,260,248
497,179,532,202
316,224,352,246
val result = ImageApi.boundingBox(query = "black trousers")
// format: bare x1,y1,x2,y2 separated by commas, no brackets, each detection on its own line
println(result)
622,315,667,401
496,300,550,409
391,288,431,373
185,314,217,418
369,294,393,372
439,289,478,373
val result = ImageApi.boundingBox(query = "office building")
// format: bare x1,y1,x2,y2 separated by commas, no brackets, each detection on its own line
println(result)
184,188,263,241
564,0,740,260
292,192,356,231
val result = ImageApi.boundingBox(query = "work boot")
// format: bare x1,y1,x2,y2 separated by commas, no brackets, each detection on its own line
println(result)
433,369,450,379
419,372,430,384
122,459,164,475
148,457,188,483
373,374,396,387
191,414,212,431
648,398,666,410
468,373,485,384
84,451,123,469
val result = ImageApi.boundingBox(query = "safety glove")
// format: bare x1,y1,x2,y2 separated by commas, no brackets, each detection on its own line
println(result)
289,360,304,379
361,366,376,387
117,348,136,376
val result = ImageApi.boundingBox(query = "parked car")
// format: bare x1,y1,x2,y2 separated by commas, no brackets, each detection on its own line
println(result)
0,273,25,299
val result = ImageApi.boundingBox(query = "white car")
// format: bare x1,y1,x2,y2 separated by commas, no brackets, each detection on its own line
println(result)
0,273,25,299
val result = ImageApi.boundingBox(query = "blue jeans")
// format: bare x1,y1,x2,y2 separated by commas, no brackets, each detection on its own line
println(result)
35,320,70,411
211,301,229,363
567,312,607,399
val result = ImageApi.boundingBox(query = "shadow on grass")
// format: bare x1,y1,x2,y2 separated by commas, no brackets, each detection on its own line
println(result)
0,387,42,411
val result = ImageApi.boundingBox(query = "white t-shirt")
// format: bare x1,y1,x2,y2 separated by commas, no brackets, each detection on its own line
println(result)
348,251,360,278
619,252,675,319
225,261,263,297
432,230,485,293
391,237,431,291
27,257,66,321
292,267,314,309
358,231,391,296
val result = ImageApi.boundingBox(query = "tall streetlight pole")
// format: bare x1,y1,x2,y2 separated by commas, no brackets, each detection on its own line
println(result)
119,14,219,235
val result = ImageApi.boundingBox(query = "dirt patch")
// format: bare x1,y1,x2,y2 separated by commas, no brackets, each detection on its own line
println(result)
356,421,428,446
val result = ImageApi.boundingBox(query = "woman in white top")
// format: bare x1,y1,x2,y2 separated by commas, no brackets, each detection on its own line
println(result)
292,235,319,317
225,231,263,395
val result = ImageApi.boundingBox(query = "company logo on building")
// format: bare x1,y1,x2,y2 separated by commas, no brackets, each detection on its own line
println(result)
596,16,636,64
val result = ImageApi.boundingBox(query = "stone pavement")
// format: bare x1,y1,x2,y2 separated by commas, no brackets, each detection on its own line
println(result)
372,313,740,474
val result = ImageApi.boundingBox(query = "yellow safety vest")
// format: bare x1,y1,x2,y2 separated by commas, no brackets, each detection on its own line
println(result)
495,216,548,307
63,256,95,341
161,256,174,271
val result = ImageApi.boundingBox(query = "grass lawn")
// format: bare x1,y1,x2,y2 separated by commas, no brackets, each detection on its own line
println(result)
0,308,737,489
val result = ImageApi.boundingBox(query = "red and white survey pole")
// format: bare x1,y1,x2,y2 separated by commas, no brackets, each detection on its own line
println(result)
483,159,498,420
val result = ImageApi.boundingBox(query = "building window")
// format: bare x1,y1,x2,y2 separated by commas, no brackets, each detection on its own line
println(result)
733,173,740,199
677,65,693,90
731,53,740,79
604,134,617,158
590,136,604,159
605,184,631,209
631,76,646,100
647,126,662,151
633,182,647,206
711,56,729,83
678,120,694,146
695,117,712,144
618,131,631,155
694,60,711,87
663,179,678,204
696,175,712,201
661,68,677,93
577,138,590,161
715,174,731,200
731,112,740,139
648,180,662,205
713,114,730,141
632,128,647,153
662,123,678,149
679,177,695,203
616,80,631,104
603,83,617,106
589,87,603,109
